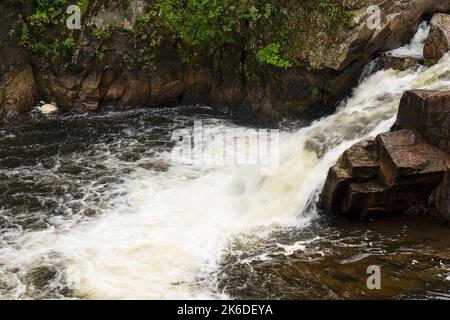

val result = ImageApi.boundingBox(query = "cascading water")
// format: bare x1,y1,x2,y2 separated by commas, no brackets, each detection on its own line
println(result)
388,21,430,59
0,27,449,299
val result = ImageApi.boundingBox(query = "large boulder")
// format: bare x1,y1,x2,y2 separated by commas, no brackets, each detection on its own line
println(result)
394,90,450,153
376,130,447,186
379,53,422,71
424,13,450,67
323,90,450,220
291,0,450,71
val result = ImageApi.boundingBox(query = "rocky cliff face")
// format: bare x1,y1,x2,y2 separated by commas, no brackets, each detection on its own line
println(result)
1,0,450,123
323,12,450,223
0,3,38,119
322,90,450,221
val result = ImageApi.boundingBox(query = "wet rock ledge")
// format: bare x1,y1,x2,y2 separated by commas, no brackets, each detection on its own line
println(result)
322,90,450,222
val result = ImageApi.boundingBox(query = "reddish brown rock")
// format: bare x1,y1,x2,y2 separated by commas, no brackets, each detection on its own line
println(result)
376,130,447,186
424,14,450,67
323,92,449,219
323,164,354,215
341,183,389,216
121,74,151,106
104,77,127,101
341,140,380,179
395,90,450,153
78,73,101,111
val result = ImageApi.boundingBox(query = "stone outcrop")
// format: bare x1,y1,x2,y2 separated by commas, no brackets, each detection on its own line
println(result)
2,1,450,122
434,170,450,221
301,0,450,71
379,53,422,71
323,90,450,221
394,90,450,152
0,65,38,118
424,13,450,66
0,3,38,120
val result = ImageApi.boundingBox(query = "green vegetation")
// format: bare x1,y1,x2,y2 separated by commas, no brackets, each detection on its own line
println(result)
36,0,67,11
123,7,161,71
9,0,353,70
91,27,111,40
257,43,292,69
314,0,354,26
156,0,292,68
91,28,111,61
63,37,75,49
17,0,71,64
158,0,239,46
156,0,282,46
76,0,89,15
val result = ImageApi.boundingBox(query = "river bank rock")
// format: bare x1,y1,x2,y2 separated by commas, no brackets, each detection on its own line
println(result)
2,0,450,122
0,3,38,121
0,65,38,119
323,90,450,221
424,13,450,67
434,168,450,222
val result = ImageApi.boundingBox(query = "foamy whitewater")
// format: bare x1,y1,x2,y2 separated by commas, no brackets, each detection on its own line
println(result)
0,28,449,299
388,21,430,59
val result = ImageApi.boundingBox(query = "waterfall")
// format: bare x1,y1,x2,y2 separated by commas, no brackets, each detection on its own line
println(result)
0,39,449,299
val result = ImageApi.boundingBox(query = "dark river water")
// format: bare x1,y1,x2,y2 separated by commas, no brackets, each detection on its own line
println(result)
0,105,449,300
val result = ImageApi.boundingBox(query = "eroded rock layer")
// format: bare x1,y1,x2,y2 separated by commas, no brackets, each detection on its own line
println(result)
2,1,450,122
424,13,450,66
323,90,450,221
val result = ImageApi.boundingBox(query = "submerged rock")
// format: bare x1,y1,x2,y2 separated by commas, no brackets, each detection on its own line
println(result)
394,90,450,153
323,140,380,215
379,53,422,71
424,14,450,66
323,90,450,221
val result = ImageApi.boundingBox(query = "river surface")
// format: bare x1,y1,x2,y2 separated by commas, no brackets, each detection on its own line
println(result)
0,28,450,300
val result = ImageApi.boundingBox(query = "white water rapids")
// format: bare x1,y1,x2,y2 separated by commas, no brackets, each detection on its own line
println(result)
389,21,430,59
0,31,449,299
